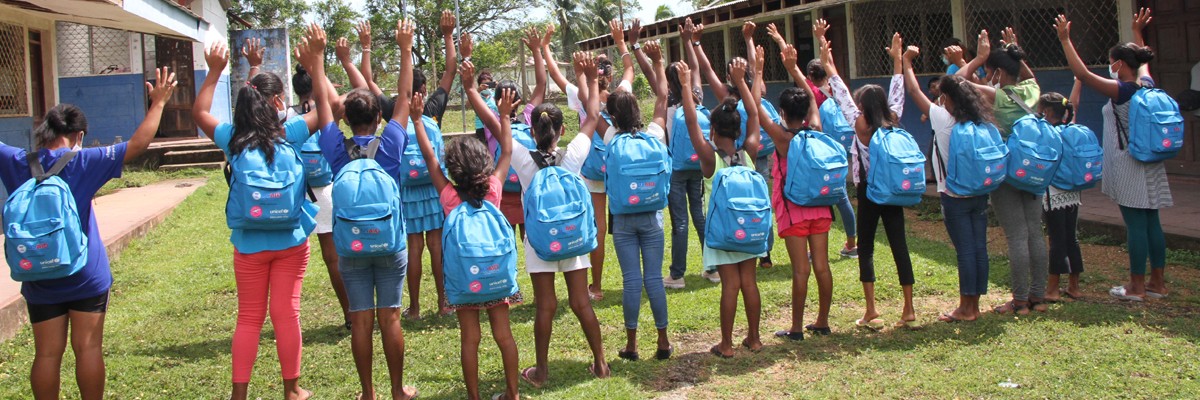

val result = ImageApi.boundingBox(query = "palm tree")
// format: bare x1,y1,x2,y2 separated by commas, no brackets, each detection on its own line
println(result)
655,4,674,21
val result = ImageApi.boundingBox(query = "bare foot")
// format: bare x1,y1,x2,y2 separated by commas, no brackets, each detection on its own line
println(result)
741,337,764,352
397,386,418,400
289,388,313,400
356,392,376,400
403,307,421,320
938,309,976,322
520,366,546,388
589,361,611,378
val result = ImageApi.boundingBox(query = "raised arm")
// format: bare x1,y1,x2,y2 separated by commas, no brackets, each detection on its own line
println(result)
902,45,933,116
241,37,264,79
301,24,335,129
336,37,368,89
681,19,702,90
126,67,177,161
192,42,229,139
1000,28,1036,82
356,21,383,96
1054,15,1119,99
392,19,415,123
541,24,572,92
1131,8,1153,78
760,45,793,156
766,22,788,50
887,32,906,119
632,19,657,90
742,21,758,80
824,31,862,125
958,30,996,97
524,27,547,107
410,93,448,192
610,19,635,89
690,20,730,100
462,61,502,136
677,61,715,178
1068,77,1082,123
644,41,670,129
437,10,458,93
732,55,760,161
493,89,515,181
578,52,602,138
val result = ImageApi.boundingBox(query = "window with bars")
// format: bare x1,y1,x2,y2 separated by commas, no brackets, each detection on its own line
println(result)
729,18,789,82
852,0,953,77
964,0,1118,68
0,22,28,117
56,22,133,77
700,30,727,79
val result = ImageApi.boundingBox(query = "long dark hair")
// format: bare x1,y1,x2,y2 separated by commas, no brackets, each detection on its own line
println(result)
444,138,495,208
232,72,285,162
666,63,684,108
709,97,741,140
1037,92,1073,126
35,104,88,150
530,103,563,152
1109,43,1155,70
937,75,991,124
292,65,312,98
853,84,897,132
606,90,643,133
986,43,1026,77
777,86,813,126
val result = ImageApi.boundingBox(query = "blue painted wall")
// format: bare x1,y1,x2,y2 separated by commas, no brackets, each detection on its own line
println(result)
196,69,233,134
58,73,147,146
0,116,33,150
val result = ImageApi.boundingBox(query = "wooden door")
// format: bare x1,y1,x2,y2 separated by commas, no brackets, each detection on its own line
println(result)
1141,0,1200,176
822,6,850,79
154,36,196,138
28,30,45,126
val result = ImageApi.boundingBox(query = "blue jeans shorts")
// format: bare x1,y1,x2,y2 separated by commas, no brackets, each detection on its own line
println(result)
339,252,408,312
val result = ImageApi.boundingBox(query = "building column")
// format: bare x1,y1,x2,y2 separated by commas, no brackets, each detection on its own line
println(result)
951,0,965,40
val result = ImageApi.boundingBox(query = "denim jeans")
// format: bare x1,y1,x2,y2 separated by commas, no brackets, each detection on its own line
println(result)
612,211,669,330
835,191,856,239
754,151,776,256
668,169,705,279
339,252,408,312
941,193,990,296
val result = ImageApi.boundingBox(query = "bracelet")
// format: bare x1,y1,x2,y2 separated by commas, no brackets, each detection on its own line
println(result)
622,52,631,58
362,48,372,53
692,41,701,47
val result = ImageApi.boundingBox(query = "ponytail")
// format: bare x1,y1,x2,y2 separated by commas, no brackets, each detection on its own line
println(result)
530,103,563,153
231,72,285,163
1037,92,1073,125
1110,43,1155,69
35,104,88,150
709,97,742,140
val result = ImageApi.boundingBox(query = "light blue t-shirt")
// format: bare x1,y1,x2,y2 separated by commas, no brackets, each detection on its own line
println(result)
214,116,318,254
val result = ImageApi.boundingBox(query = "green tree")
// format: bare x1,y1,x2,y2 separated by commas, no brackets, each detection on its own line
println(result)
227,0,310,42
313,0,362,88
655,4,674,21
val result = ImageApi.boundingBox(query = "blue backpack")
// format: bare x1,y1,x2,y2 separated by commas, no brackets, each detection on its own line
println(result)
226,141,307,230
1120,87,1185,163
1052,124,1104,191
523,152,598,261
819,98,856,151
581,113,613,181
937,121,1009,197
300,133,333,187
606,131,672,214
442,200,519,306
331,139,406,258
706,151,772,254
3,152,88,282
401,115,444,187
783,129,848,207
1002,89,1063,194
669,105,710,171
739,99,782,153
499,123,536,193
865,127,927,206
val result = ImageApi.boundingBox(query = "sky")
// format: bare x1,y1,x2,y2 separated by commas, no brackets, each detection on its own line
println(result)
312,0,695,30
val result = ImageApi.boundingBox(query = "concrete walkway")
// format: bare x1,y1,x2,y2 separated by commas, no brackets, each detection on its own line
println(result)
0,178,206,341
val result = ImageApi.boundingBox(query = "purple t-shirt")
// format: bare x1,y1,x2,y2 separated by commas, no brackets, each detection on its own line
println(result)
0,143,127,304
318,120,408,185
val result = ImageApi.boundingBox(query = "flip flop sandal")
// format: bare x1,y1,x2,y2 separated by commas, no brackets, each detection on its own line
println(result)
587,363,610,379
520,366,544,388
855,318,885,330
741,339,763,352
937,313,962,323
774,330,804,341
709,345,733,359
993,301,1029,314
759,257,773,269
1146,290,1168,299
1028,299,1050,312
491,393,506,400
655,346,673,360
804,324,831,335
1109,286,1145,302
617,350,639,361
1062,291,1082,300
893,319,918,330
401,386,419,400
588,291,605,301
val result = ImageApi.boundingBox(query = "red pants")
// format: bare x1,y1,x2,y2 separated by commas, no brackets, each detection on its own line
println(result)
231,243,309,383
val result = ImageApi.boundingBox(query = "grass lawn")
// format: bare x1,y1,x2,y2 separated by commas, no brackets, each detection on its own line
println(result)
2,176,1200,397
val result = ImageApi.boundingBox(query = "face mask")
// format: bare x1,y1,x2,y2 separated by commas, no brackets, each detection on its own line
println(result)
941,55,950,66
1109,62,1121,80
480,88,494,99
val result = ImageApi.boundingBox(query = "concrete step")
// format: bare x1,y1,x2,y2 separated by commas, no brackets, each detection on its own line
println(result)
128,139,221,170
159,161,224,172
162,148,225,165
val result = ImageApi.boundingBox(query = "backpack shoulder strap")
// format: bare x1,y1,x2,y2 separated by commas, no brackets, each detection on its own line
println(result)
932,133,947,183
529,149,559,169
714,144,743,167
29,151,77,182
364,137,383,160
1113,102,1129,151
1003,87,1037,116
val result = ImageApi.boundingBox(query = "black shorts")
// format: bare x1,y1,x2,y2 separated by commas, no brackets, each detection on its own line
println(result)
26,292,109,324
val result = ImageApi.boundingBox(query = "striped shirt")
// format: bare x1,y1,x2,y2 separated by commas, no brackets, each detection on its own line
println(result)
1100,80,1173,209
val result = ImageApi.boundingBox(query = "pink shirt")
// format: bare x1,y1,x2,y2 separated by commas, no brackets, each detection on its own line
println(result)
771,152,833,229
439,176,504,216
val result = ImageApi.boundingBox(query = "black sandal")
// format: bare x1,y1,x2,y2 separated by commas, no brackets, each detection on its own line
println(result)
654,346,673,360
774,330,804,341
617,350,639,361
709,345,733,359
804,324,831,335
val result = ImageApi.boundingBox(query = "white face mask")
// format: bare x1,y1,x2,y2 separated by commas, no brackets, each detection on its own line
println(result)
1109,62,1122,80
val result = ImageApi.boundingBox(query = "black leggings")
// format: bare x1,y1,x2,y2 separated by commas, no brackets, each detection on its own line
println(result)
855,183,915,285
1044,205,1084,275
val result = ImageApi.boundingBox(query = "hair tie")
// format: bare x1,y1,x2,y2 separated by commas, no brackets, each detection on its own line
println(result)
539,111,549,119
246,81,257,90
1062,98,1069,106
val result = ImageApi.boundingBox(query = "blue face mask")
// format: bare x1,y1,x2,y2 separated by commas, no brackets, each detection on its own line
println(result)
941,55,950,66
480,88,494,100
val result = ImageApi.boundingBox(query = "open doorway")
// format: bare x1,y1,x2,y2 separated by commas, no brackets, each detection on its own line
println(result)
153,36,196,138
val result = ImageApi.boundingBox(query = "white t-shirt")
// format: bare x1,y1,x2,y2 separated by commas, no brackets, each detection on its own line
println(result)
566,79,634,116
928,105,957,195
511,133,595,271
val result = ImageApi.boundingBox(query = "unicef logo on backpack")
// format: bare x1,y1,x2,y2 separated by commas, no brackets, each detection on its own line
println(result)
628,195,640,205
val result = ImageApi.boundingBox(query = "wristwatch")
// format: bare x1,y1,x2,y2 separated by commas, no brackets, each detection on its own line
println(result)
632,42,641,51
692,41,702,47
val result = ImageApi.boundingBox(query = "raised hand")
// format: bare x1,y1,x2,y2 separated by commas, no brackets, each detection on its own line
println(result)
609,19,625,47
781,44,797,71
644,40,662,62
886,32,903,60
205,41,230,72
409,92,424,122
813,18,829,39
1054,15,1071,42
577,51,598,80
819,37,834,67
395,19,414,50
754,44,765,73
241,37,264,67
460,32,473,58
694,22,705,37
630,18,643,43
355,20,372,49
944,45,964,65
681,17,696,42
904,45,921,62
766,23,784,44
742,21,757,41
521,26,541,51
674,61,691,87
541,24,556,48
440,10,456,36
335,37,351,62
1001,27,1019,47
305,23,327,54
975,29,991,58
147,67,178,106
729,57,747,84
1132,7,1153,32
459,60,476,90
497,87,518,118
